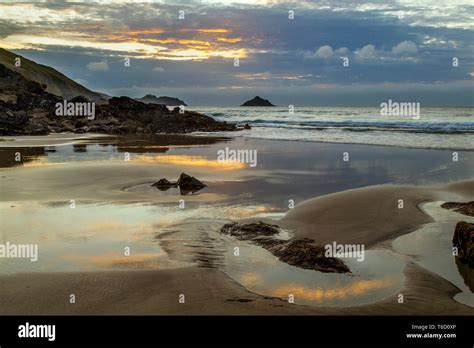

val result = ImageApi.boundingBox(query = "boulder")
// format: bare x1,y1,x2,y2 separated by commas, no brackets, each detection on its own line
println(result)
177,173,206,191
151,178,177,189
151,173,206,194
269,238,350,273
453,221,474,267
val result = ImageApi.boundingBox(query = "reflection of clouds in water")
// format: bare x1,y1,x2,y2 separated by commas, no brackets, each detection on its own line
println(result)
132,154,246,170
151,204,277,229
87,221,156,240
22,157,60,167
240,272,263,286
222,205,277,218
271,277,396,302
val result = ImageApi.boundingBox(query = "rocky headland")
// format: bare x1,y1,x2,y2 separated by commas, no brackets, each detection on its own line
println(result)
0,54,244,136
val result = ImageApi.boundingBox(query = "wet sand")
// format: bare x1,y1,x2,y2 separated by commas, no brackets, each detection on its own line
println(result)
0,133,112,147
282,182,474,247
1,181,473,315
0,260,471,315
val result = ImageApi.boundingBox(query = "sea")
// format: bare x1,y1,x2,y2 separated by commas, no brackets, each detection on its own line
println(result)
192,107,474,150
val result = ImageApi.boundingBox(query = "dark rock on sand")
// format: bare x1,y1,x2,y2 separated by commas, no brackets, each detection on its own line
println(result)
240,96,275,107
452,221,474,267
267,238,350,273
220,221,350,273
177,173,206,194
151,173,206,195
441,201,474,217
151,178,177,190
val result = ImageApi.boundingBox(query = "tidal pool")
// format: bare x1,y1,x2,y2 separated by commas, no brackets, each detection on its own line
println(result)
221,238,405,307
393,202,474,307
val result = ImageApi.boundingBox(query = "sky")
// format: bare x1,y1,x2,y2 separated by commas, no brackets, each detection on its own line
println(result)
0,0,473,106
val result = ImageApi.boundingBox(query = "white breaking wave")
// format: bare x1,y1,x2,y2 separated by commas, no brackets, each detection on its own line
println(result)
192,106,474,150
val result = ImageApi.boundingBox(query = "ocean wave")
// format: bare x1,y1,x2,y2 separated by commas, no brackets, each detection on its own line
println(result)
194,107,474,149
243,120,474,134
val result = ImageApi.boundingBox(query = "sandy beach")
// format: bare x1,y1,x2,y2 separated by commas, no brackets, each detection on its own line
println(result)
1,134,473,315
0,262,472,315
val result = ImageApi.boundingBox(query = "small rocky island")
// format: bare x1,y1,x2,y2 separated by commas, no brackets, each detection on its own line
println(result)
136,95,187,106
240,96,275,107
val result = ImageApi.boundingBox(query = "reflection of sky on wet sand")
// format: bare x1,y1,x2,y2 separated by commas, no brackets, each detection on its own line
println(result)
270,277,395,302
0,202,184,273
63,251,174,270
0,201,278,274
393,202,474,307
3,136,473,196
222,240,405,307
1,135,473,307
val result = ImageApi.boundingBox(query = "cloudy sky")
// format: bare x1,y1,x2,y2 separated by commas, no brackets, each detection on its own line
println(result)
1,0,473,106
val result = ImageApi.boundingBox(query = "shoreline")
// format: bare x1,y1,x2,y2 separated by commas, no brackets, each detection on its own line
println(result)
2,132,474,152
196,132,474,152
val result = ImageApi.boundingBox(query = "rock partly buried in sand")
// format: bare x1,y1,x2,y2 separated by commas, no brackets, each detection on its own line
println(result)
220,221,350,273
453,221,474,267
177,172,206,192
268,238,350,273
221,221,280,240
441,201,474,217
151,173,206,194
